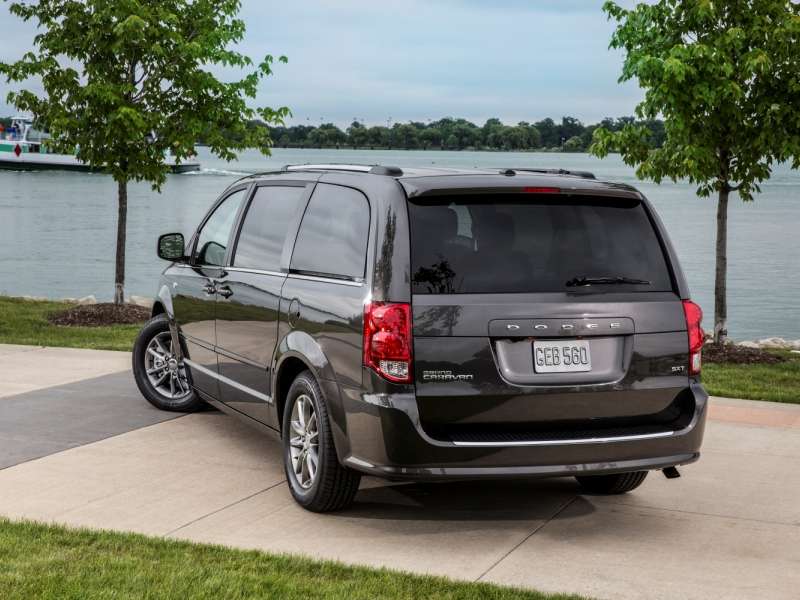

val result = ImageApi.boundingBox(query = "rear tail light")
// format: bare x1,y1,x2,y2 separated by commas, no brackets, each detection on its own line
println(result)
682,300,704,376
363,302,413,383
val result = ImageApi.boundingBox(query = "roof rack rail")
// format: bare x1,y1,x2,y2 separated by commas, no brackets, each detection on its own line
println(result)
283,163,404,176
500,168,596,180
284,163,372,173
230,169,287,185
369,165,403,176
229,164,406,186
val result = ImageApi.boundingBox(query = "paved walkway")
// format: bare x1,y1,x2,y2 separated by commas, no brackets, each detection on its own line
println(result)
1,344,798,600
0,344,130,398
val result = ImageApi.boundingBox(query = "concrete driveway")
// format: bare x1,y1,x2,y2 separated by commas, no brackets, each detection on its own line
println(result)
1,344,798,600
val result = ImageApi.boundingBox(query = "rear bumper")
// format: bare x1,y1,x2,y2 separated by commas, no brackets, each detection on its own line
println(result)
336,383,708,480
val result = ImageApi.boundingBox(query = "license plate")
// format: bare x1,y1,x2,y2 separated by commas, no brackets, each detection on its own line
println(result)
533,340,591,373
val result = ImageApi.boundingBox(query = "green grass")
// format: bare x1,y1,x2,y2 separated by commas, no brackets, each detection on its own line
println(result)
0,296,140,351
3,295,796,405
0,519,584,600
703,350,800,404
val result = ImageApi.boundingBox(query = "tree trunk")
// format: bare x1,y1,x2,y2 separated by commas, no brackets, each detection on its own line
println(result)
114,178,128,305
713,187,729,344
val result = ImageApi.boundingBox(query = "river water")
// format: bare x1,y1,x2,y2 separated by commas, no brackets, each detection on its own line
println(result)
0,147,797,340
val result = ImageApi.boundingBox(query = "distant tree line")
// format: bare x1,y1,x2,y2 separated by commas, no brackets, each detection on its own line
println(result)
249,116,665,152
3,114,667,152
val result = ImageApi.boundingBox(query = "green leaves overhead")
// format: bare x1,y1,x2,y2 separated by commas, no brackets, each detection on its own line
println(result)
0,0,290,187
591,0,800,200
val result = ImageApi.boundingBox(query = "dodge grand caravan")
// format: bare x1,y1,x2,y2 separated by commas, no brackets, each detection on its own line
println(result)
133,164,707,512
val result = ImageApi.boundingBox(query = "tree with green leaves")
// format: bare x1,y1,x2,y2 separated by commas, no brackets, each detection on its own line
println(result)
482,117,504,148
534,117,558,148
420,127,441,149
518,122,541,149
591,0,800,343
563,136,584,152
0,0,289,304
346,121,368,149
393,123,420,149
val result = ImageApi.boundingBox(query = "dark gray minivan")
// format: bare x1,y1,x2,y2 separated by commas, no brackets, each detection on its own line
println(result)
133,164,707,512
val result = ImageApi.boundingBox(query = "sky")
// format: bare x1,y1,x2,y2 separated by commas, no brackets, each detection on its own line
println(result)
0,0,644,128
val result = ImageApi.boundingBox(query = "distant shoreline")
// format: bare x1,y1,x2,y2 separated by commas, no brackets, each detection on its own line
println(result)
197,144,596,154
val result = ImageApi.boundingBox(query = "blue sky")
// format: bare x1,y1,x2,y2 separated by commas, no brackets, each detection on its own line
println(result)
0,0,643,127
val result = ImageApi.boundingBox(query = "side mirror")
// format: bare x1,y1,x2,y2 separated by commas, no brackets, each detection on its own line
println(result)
157,232,185,261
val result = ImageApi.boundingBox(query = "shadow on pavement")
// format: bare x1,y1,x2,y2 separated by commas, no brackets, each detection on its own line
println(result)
344,478,592,522
0,370,181,469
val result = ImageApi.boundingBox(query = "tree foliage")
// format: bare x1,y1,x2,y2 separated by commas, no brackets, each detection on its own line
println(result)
0,0,290,188
590,0,800,343
591,0,800,201
0,0,289,304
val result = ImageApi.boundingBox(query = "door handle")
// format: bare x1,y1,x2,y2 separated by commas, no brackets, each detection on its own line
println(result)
217,285,233,299
202,283,216,295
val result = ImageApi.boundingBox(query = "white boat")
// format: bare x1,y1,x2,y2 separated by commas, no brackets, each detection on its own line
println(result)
0,116,201,173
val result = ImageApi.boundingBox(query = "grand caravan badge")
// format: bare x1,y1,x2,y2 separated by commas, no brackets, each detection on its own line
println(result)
422,370,474,382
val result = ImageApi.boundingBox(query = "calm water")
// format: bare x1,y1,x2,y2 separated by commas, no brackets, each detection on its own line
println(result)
0,147,797,340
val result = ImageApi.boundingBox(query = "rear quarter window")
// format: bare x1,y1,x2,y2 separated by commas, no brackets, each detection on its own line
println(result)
290,183,370,280
409,194,673,294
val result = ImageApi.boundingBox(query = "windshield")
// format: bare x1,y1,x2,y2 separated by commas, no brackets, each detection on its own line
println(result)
408,194,673,294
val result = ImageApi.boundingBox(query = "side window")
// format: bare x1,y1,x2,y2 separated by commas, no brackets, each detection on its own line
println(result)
290,184,370,279
233,185,306,271
194,188,246,266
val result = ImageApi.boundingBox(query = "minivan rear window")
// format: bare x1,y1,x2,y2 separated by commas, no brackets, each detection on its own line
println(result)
408,195,673,294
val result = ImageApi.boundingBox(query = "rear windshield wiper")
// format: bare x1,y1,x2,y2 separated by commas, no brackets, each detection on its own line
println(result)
566,275,651,287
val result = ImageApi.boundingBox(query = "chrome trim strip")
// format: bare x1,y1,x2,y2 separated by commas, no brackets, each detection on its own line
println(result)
225,266,284,277
451,430,676,447
344,456,376,469
184,358,272,404
288,273,364,287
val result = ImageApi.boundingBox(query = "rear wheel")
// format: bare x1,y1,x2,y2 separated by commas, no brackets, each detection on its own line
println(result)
132,314,204,412
575,471,648,494
282,370,360,512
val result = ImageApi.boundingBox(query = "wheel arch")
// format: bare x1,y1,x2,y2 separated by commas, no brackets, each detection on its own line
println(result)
273,354,313,436
153,284,175,320
273,329,343,425
151,301,166,318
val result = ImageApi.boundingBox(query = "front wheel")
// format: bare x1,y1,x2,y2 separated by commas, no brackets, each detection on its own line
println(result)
132,314,204,412
575,471,648,494
282,370,360,512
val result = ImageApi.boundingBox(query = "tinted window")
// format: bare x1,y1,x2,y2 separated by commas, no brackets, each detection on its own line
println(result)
291,184,369,279
409,195,673,294
233,186,306,270
194,189,247,266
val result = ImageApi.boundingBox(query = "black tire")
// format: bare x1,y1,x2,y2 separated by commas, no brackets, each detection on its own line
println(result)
132,314,204,412
282,370,361,512
575,471,648,495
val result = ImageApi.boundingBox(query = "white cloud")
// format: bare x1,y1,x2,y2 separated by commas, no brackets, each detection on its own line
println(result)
0,0,643,125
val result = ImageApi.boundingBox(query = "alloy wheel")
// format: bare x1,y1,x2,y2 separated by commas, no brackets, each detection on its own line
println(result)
289,394,320,489
144,331,191,400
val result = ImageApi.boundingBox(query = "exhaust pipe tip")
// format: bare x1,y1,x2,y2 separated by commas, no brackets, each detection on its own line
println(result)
662,466,681,479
